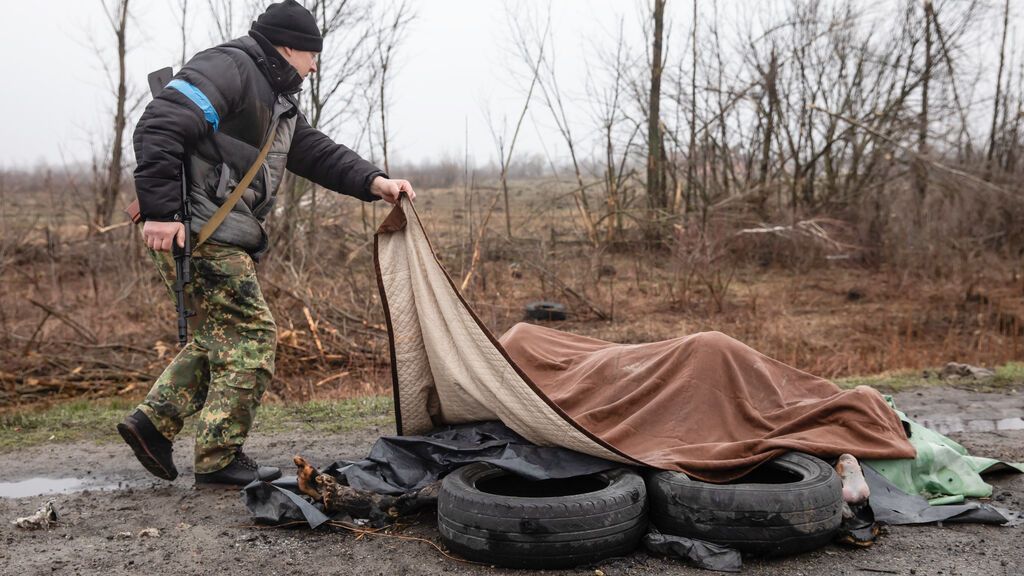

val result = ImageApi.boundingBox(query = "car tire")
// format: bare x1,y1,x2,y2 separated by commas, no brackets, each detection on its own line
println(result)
646,452,843,556
437,463,648,568
523,301,567,321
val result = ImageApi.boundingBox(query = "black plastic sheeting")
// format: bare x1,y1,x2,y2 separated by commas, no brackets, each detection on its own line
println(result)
644,527,742,572
836,501,878,547
324,421,619,494
245,477,331,528
863,465,1021,526
243,421,619,528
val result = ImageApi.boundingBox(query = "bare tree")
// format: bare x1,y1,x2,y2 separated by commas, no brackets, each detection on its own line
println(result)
915,0,935,211
460,34,546,286
94,0,130,230
371,0,415,175
278,0,377,255
207,0,237,43
685,0,698,215
510,6,599,245
986,0,1011,179
306,0,375,131
173,0,190,66
207,0,261,43
589,18,641,244
646,0,668,217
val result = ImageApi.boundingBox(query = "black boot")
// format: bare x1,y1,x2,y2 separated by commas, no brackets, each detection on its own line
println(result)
116,410,178,481
194,451,281,487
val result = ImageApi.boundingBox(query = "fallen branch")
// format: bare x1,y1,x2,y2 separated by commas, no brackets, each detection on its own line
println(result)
93,221,131,234
27,299,97,344
735,219,858,252
6,334,154,356
263,276,384,333
41,353,154,377
314,371,350,387
21,310,52,355
302,306,327,363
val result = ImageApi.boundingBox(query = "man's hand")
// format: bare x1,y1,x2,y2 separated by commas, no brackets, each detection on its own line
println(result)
143,221,186,252
370,176,416,204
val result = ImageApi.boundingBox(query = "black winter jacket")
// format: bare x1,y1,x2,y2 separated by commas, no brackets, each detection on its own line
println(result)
132,31,384,255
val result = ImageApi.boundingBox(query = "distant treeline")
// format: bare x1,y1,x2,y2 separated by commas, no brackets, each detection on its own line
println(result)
19,0,1024,270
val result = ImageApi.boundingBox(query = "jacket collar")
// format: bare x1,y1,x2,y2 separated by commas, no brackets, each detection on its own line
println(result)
244,30,305,95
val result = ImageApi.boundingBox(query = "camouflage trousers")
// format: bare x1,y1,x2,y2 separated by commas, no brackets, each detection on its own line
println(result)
137,242,276,474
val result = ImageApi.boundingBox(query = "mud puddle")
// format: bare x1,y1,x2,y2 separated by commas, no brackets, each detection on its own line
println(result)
0,477,129,499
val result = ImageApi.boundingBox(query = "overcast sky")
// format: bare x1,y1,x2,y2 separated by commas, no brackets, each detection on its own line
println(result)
2,1,1016,172
0,0,646,171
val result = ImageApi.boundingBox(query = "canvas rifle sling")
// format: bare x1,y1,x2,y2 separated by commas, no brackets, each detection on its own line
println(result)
196,119,279,247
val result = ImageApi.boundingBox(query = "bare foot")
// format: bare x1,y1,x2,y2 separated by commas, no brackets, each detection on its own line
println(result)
836,453,870,504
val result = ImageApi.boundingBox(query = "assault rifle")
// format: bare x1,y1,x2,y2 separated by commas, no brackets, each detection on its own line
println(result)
147,67,193,347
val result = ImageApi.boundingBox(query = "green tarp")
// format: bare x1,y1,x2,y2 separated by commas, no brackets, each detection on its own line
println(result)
865,397,1024,502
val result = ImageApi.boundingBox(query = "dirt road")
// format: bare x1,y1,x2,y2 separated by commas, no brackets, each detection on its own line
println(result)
1,385,1021,576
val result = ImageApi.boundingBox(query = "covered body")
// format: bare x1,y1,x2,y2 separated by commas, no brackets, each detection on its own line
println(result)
375,199,914,482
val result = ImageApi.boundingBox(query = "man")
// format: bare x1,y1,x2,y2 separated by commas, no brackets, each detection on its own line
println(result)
117,0,415,486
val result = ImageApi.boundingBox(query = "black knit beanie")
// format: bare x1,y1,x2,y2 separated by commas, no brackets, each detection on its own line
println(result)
251,0,323,52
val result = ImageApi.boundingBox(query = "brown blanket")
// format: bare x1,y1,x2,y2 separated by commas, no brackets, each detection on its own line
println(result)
500,323,915,481
375,198,915,482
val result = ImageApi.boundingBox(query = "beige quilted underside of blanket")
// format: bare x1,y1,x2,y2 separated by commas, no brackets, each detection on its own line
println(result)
375,197,630,464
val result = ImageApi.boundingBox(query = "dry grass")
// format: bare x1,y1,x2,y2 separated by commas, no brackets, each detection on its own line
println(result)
1,176,1022,408
0,392,393,451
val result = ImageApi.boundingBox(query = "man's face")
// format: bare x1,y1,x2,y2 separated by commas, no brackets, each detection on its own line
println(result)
279,46,319,79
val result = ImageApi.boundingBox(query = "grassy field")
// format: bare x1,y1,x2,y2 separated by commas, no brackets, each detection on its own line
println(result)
0,394,393,452
834,361,1024,392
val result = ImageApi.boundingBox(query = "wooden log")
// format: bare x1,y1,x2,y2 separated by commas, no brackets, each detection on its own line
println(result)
293,455,439,525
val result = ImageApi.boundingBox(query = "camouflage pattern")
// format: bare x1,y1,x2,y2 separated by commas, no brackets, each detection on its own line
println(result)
136,242,276,474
